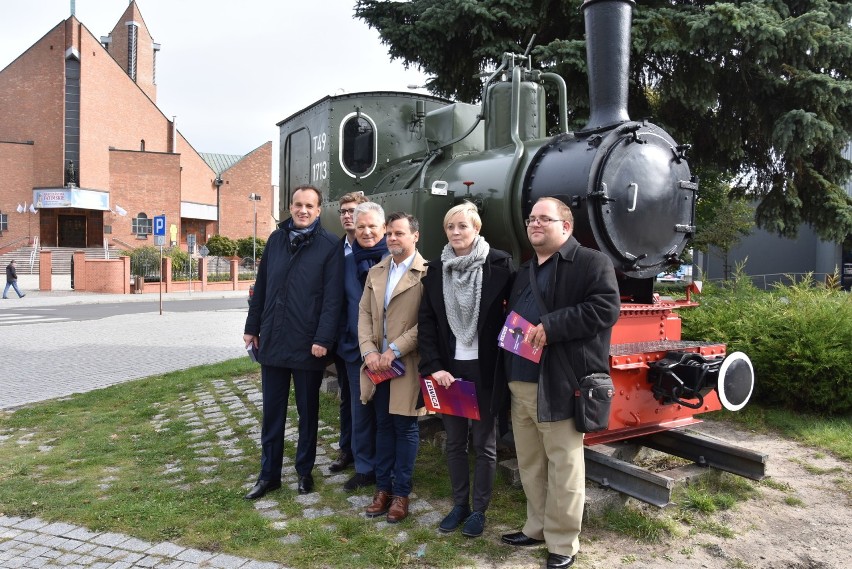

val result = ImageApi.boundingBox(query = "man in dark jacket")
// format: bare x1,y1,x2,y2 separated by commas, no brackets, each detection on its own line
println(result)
243,185,343,499
4,260,26,299
499,197,620,569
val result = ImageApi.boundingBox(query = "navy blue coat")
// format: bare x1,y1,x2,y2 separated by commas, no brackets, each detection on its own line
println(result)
244,220,343,370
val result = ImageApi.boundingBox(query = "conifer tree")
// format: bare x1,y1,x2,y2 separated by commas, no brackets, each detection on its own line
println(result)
355,0,852,242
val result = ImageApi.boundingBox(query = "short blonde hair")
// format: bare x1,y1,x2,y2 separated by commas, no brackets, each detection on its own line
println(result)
443,201,482,231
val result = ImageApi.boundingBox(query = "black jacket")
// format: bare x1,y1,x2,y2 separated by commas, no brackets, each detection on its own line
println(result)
418,249,514,414
503,236,620,422
244,220,343,370
6,263,16,283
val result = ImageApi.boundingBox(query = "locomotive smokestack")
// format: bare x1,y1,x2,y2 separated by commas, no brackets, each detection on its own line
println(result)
581,0,635,132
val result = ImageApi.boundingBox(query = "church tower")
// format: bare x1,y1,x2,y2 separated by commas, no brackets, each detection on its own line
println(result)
100,0,159,102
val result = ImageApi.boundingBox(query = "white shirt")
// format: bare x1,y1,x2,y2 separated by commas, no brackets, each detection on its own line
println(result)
384,252,415,309
382,252,415,352
343,236,353,256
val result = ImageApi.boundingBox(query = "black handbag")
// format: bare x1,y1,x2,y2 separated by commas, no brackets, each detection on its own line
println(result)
528,263,613,433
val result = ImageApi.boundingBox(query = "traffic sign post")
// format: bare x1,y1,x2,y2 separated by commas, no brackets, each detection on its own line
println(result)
154,215,166,315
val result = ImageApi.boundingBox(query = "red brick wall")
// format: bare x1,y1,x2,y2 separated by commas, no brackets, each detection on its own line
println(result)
79,25,172,190
218,142,274,241
0,142,35,245
0,24,67,188
175,132,217,205
108,149,181,247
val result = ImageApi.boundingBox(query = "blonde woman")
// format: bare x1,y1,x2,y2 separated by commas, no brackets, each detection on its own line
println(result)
418,202,513,537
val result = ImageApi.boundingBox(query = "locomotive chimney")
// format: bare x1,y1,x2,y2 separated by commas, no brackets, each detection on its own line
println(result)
581,0,635,132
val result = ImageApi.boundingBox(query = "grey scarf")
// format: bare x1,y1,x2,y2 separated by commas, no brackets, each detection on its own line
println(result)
441,236,490,345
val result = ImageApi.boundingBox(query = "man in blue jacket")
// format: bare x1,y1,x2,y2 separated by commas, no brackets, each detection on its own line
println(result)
243,185,343,499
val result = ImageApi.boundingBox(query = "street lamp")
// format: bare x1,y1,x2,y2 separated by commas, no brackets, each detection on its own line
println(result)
249,193,261,275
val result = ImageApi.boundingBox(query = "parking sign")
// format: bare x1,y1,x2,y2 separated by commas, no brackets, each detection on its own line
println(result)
153,215,166,236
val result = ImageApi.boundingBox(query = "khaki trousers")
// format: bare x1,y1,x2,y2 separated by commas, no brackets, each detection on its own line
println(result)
509,381,584,556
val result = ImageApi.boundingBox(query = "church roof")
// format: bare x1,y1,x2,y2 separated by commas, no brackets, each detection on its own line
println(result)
200,152,243,176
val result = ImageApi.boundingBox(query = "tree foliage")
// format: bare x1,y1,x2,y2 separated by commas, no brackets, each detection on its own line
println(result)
355,0,852,242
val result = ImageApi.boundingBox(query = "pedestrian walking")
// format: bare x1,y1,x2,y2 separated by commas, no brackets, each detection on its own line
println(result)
4,260,26,299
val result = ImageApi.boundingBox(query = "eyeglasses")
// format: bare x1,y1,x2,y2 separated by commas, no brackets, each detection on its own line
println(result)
525,216,563,226
338,208,356,216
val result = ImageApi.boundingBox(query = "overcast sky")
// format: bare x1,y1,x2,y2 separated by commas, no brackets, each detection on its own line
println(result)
0,0,429,161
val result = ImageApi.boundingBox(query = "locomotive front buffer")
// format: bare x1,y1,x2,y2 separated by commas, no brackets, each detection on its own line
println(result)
583,293,766,507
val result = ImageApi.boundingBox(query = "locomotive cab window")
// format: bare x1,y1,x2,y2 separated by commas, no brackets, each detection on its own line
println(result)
340,113,376,178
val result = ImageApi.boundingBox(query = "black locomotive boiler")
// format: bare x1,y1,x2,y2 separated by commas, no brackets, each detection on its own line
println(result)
275,0,764,504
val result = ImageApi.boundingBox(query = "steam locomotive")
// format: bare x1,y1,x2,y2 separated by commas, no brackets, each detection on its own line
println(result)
276,0,763,503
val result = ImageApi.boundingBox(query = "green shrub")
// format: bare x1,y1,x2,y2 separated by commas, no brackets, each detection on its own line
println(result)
167,247,198,280
236,236,265,260
681,270,852,415
127,246,160,278
205,235,237,258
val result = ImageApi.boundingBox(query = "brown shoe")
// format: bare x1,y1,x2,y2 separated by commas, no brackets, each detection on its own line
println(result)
366,490,391,518
386,495,409,523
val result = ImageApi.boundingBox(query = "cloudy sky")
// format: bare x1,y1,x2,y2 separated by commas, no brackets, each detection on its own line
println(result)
0,0,429,160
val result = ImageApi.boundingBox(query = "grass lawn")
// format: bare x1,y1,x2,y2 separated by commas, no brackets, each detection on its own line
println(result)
1,358,848,568
0,359,530,568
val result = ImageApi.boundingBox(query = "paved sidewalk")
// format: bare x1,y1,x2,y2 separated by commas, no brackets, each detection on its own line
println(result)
0,516,284,569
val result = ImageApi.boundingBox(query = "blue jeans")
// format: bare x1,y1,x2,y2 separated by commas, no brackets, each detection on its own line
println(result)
3,281,23,298
373,380,419,497
345,359,376,475
258,365,323,480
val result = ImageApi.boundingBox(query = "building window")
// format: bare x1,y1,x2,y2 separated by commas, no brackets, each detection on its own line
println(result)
339,112,376,178
132,213,152,238
127,23,138,82
0,213,7,233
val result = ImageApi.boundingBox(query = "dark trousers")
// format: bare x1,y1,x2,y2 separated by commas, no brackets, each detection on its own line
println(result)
345,359,377,475
444,359,497,512
373,379,419,497
333,354,352,456
259,365,323,480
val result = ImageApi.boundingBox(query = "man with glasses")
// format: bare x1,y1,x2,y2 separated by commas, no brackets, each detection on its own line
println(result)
329,192,370,476
499,197,620,569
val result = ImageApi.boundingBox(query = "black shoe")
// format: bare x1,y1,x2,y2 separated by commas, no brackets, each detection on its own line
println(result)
244,479,281,500
297,474,314,494
501,532,545,547
438,504,471,533
343,472,376,491
546,553,575,569
329,451,354,473
461,511,485,537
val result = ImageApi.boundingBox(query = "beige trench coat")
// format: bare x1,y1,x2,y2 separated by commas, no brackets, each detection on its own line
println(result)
357,252,428,417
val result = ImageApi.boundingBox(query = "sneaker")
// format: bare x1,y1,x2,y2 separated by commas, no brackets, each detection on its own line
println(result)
461,511,486,537
20,294,25,297
344,472,376,491
439,504,471,533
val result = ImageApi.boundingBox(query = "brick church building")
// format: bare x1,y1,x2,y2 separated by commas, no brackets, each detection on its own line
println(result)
0,1,273,253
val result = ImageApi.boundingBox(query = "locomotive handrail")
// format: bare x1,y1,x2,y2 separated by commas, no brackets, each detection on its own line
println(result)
539,72,569,134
